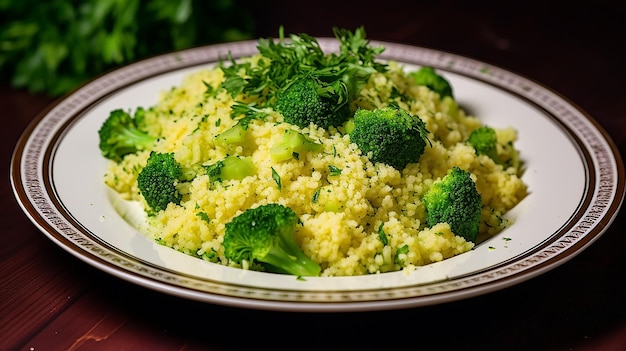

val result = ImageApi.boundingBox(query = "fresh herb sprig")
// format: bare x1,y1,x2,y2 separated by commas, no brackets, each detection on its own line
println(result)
220,26,388,107
229,101,273,121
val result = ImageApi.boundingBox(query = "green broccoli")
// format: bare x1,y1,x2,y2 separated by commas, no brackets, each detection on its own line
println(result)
132,106,149,130
467,126,502,164
422,167,483,242
98,108,158,162
214,122,247,147
274,75,351,129
349,106,430,170
136,152,183,214
223,203,321,276
204,156,256,183
270,129,324,162
214,104,269,148
409,66,454,99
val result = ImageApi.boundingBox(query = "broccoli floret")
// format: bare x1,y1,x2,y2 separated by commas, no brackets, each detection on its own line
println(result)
215,122,247,147
409,66,453,99
270,129,323,161
214,104,268,149
132,106,149,130
349,106,430,170
223,203,321,276
469,126,522,169
136,152,183,214
422,167,482,242
274,76,351,129
467,126,502,164
204,156,255,183
98,108,158,162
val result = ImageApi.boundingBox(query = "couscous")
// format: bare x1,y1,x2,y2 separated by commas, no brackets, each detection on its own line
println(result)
102,28,527,277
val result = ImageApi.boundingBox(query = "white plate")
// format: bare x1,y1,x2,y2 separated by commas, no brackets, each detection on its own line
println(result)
11,39,625,312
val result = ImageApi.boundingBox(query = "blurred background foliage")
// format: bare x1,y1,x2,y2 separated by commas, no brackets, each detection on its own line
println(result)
0,0,256,96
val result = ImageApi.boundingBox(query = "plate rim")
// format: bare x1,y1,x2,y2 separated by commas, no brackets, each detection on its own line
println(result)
10,38,625,312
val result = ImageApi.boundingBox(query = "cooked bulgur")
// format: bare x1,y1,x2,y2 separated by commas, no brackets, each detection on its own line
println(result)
104,59,527,277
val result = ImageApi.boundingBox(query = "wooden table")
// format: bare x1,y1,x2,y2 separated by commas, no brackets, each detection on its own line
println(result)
3,2,625,350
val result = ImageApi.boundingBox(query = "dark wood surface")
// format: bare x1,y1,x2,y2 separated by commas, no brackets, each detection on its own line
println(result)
3,2,625,350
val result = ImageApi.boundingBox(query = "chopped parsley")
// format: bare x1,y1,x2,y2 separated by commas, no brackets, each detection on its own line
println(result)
196,211,210,224
271,167,281,190
377,223,388,246
312,188,321,203
328,165,342,176
394,245,409,265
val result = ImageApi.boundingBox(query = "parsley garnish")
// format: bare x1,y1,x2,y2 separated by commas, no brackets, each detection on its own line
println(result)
203,81,215,96
271,167,281,190
219,26,387,118
377,223,388,246
328,165,342,176
312,188,321,203
229,101,272,121
394,245,409,265
196,212,210,224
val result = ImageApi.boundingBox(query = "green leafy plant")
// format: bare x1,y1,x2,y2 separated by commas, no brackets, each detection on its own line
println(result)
0,0,255,96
